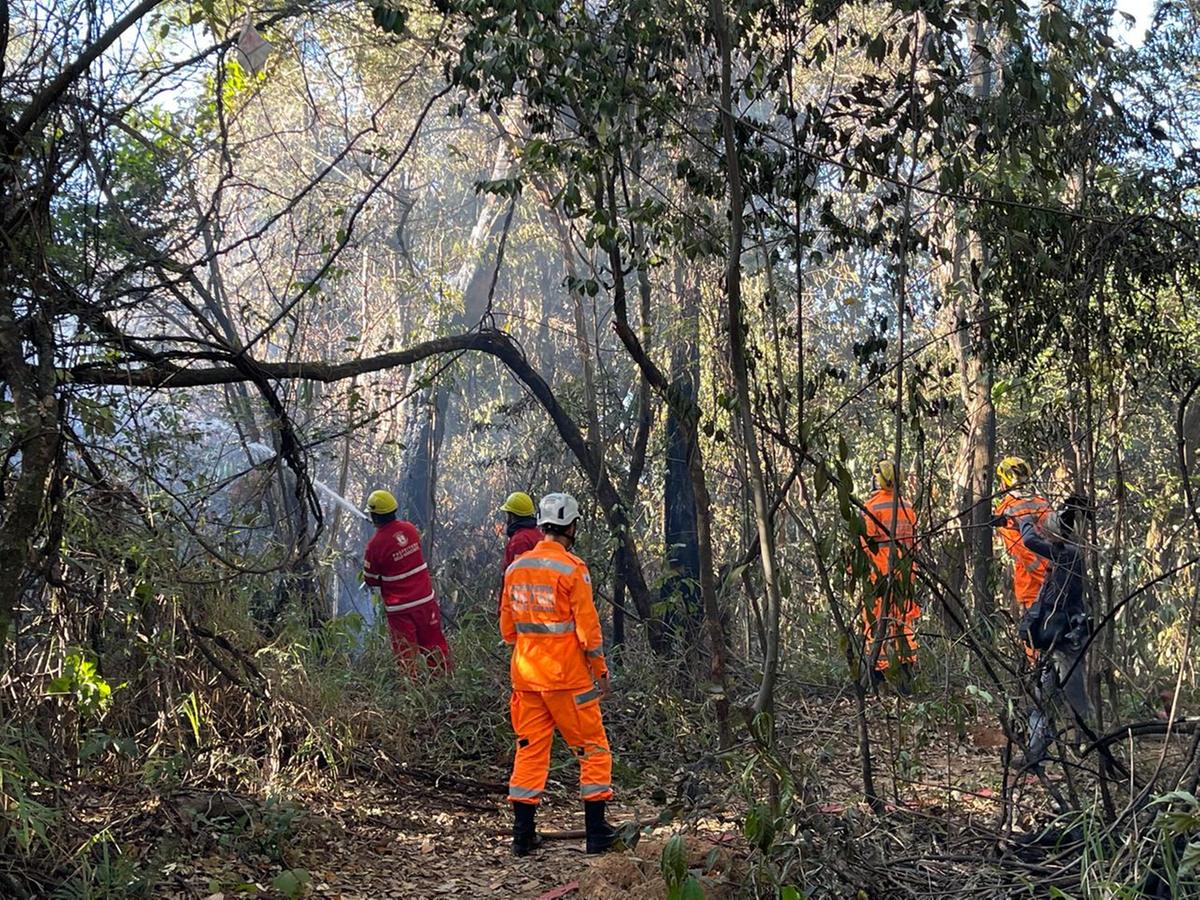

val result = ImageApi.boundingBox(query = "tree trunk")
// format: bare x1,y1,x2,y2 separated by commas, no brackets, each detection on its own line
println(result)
397,389,444,534
611,554,626,652
948,14,997,632
394,137,515,534
950,240,997,631
0,270,60,674
708,0,785,717
0,136,63,673
664,264,703,645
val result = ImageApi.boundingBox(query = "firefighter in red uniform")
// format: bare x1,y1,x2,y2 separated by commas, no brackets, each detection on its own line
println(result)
362,490,451,672
498,491,542,614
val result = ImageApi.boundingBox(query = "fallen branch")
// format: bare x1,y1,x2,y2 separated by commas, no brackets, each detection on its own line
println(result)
1082,718,1200,756
394,764,508,795
70,327,660,625
491,828,587,840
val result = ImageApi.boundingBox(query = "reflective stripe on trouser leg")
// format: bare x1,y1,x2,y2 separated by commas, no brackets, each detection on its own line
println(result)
543,688,613,802
509,691,554,804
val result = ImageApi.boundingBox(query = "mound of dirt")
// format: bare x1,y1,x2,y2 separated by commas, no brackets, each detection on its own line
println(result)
577,833,744,899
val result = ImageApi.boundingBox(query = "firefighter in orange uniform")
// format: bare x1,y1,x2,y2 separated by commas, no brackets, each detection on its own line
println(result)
500,492,618,857
992,456,1052,660
859,460,920,687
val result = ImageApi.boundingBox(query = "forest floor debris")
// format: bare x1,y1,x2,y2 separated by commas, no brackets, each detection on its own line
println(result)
32,681,1184,898
143,781,746,899
67,704,1093,898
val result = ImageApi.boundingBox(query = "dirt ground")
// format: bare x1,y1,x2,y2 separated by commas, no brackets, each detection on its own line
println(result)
143,782,745,899
84,692,1159,898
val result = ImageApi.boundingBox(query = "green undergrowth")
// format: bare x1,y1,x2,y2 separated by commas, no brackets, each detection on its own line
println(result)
0,593,725,896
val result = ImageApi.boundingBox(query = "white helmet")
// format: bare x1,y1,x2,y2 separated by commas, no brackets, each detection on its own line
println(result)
537,492,580,528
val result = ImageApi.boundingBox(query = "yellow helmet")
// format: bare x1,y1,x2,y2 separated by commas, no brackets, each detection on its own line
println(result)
365,489,398,515
499,491,535,517
873,459,897,488
996,456,1032,489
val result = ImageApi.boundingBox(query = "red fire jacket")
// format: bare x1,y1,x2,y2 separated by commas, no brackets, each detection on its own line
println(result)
363,520,435,613
498,525,542,615
504,526,543,570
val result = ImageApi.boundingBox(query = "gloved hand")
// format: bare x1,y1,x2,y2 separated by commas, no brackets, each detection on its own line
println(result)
1063,612,1090,650
597,671,611,701
989,514,1010,529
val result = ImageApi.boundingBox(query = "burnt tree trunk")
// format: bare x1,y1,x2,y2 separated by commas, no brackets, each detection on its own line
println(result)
664,265,702,646
394,139,514,536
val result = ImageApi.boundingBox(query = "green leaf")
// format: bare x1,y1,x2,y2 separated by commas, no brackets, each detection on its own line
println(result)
751,712,774,747
271,869,311,899
616,820,642,850
835,463,852,522
1179,840,1200,879
661,834,687,888
744,803,775,851
680,876,705,900
744,805,762,845
1151,790,1199,808
814,464,828,500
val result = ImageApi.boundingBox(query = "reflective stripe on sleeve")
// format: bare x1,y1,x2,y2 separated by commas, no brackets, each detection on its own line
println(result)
515,619,576,634
574,687,600,705
585,646,605,658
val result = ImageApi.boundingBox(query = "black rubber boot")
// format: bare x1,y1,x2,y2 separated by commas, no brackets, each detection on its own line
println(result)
584,799,618,854
512,802,544,857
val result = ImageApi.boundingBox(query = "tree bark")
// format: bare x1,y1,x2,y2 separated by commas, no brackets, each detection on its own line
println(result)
709,0,785,718
395,137,515,533
664,263,703,645
947,14,997,632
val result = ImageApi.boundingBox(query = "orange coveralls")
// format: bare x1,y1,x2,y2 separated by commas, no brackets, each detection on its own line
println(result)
994,492,1052,610
994,491,1051,661
500,539,612,805
860,488,919,671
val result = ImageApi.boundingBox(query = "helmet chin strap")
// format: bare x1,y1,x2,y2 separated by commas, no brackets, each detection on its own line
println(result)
560,522,578,550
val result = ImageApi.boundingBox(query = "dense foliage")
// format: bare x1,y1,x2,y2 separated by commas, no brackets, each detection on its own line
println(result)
2,0,1199,895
